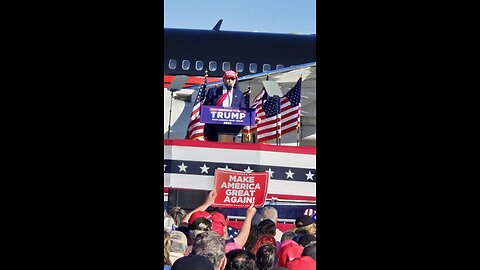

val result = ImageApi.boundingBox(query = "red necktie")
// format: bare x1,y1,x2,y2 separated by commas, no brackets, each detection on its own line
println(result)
215,90,231,106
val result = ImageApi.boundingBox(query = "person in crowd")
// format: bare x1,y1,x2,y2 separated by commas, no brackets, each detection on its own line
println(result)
180,191,256,249
225,242,243,254
184,216,212,256
255,244,277,270
250,234,277,255
202,70,246,141
256,219,276,236
210,211,230,239
225,249,257,270
276,230,296,254
276,242,303,268
170,206,187,227
205,207,241,239
285,255,316,270
244,219,276,253
165,213,176,233
192,231,227,270
296,234,316,248
280,231,296,242
164,230,173,270
171,254,214,270
243,225,261,253
292,215,316,237
169,230,188,264
252,206,284,241
301,243,316,261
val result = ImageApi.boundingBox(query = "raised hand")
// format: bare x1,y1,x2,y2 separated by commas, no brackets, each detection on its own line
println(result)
245,202,256,219
205,190,217,206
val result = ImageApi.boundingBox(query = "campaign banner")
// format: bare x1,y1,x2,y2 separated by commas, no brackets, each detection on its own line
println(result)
212,168,269,208
200,106,255,126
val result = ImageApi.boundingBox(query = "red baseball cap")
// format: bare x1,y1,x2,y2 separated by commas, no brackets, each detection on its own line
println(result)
277,242,304,267
210,212,227,237
286,256,316,270
188,211,212,225
223,70,237,79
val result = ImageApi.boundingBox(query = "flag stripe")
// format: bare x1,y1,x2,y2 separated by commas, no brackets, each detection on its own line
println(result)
187,75,208,139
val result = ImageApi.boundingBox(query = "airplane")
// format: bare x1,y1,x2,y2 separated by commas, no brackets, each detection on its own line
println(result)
164,20,317,146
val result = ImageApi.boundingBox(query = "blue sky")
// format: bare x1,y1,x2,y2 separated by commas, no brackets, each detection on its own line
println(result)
164,0,316,34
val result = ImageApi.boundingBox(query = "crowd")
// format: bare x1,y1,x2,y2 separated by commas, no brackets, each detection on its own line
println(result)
163,191,317,270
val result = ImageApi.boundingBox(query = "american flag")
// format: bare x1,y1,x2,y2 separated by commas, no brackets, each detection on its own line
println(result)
242,88,266,139
280,78,302,135
186,75,208,140
244,77,302,143
257,95,282,143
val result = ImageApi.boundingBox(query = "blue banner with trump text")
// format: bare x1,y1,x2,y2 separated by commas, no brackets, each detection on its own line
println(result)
200,106,256,126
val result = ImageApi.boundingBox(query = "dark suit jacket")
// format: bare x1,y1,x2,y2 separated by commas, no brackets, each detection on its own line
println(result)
202,85,246,141
203,85,246,108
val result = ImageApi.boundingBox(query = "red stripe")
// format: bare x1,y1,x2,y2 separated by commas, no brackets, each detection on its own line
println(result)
257,113,281,142
163,75,222,88
164,139,316,154
164,187,315,203
258,135,277,143
257,126,280,135
188,124,204,132
266,193,316,202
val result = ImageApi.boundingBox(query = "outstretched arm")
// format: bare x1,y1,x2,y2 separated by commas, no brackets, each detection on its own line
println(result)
179,190,217,227
233,203,256,247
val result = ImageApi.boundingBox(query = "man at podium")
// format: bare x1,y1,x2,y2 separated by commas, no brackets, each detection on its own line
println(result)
203,70,246,142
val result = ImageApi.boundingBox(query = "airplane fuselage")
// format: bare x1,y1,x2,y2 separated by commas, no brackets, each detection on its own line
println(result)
164,28,316,87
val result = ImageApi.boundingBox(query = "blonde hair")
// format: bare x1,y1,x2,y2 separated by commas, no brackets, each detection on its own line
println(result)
293,223,316,236
164,230,172,265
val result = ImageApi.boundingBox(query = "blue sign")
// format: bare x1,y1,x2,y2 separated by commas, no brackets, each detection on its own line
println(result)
200,106,256,126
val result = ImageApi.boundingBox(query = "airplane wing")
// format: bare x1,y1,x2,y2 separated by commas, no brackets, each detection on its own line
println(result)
186,62,316,118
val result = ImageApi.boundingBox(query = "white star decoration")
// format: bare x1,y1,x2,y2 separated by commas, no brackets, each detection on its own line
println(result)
200,164,210,174
164,165,166,171
178,163,188,172
168,161,312,182
285,169,294,179
265,168,274,178
244,166,254,173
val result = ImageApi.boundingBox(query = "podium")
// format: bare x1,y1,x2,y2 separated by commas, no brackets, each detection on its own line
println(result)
200,106,255,142
219,134,235,142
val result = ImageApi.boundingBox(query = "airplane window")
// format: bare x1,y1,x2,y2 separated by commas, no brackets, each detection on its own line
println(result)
196,61,204,71
182,60,190,70
236,63,244,73
209,61,217,71
168,59,177,69
263,64,271,72
249,63,257,73
222,62,230,71
276,64,284,69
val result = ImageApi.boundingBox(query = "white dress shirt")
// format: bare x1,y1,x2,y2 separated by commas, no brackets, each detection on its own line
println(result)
221,85,234,107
